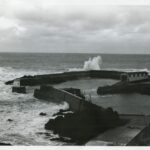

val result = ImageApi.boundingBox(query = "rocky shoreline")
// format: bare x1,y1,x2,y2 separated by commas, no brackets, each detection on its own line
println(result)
45,108,128,145
4,70,150,145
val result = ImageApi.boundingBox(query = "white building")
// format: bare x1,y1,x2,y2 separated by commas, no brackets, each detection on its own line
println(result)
120,72,149,82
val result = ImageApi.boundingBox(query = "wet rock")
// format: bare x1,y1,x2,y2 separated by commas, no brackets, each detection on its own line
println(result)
0,142,11,146
39,112,47,116
5,80,14,85
7,119,13,122
45,107,127,145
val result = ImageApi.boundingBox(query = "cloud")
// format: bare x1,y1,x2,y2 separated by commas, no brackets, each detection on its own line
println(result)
0,0,150,53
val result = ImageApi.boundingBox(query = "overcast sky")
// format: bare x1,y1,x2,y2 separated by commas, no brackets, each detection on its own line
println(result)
0,0,150,54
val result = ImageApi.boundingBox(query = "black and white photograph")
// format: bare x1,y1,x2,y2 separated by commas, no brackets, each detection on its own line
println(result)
0,0,150,147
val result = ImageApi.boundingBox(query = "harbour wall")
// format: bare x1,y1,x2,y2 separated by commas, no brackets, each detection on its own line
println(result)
19,70,123,86
34,85,104,112
97,82,150,95
127,124,150,146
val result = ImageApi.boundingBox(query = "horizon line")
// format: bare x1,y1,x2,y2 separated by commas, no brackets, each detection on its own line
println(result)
0,51,150,55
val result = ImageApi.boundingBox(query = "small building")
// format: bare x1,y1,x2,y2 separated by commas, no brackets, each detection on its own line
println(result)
13,79,20,86
120,72,149,82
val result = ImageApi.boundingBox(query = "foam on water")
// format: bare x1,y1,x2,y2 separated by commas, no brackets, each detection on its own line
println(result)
0,66,69,145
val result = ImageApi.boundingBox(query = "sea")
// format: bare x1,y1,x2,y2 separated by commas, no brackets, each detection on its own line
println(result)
0,52,150,145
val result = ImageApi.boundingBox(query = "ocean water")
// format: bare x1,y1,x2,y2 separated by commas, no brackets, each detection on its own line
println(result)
0,52,150,145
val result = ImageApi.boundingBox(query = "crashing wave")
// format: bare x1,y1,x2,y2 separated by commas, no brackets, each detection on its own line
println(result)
69,56,102,72
83,56,102,70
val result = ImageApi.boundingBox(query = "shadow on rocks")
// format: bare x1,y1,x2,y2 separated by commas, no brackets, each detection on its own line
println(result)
45,107,128,145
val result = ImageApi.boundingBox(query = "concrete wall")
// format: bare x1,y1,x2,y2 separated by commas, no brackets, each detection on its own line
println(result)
34,85,83,112
34,85,103,112
127,124,150,146
19,70,123,86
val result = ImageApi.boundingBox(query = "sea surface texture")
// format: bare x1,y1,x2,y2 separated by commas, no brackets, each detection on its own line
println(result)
0,53,150,145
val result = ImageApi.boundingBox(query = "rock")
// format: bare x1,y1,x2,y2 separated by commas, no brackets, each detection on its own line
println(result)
7,119,13,122
5,80,14,85
12,86,26,94
45,107,127,145
39,112,47,116
0,142,11,146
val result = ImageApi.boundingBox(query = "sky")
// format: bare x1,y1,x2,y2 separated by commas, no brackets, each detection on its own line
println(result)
0,0,150,54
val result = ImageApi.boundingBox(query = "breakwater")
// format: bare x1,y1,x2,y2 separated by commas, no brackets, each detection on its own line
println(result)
34,85,126,144
34,85,103,112
5,70,123,86
97,81,150,95
5,69,150,145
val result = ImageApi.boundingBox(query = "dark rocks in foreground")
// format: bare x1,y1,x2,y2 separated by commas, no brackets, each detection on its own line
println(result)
45,107,127,145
